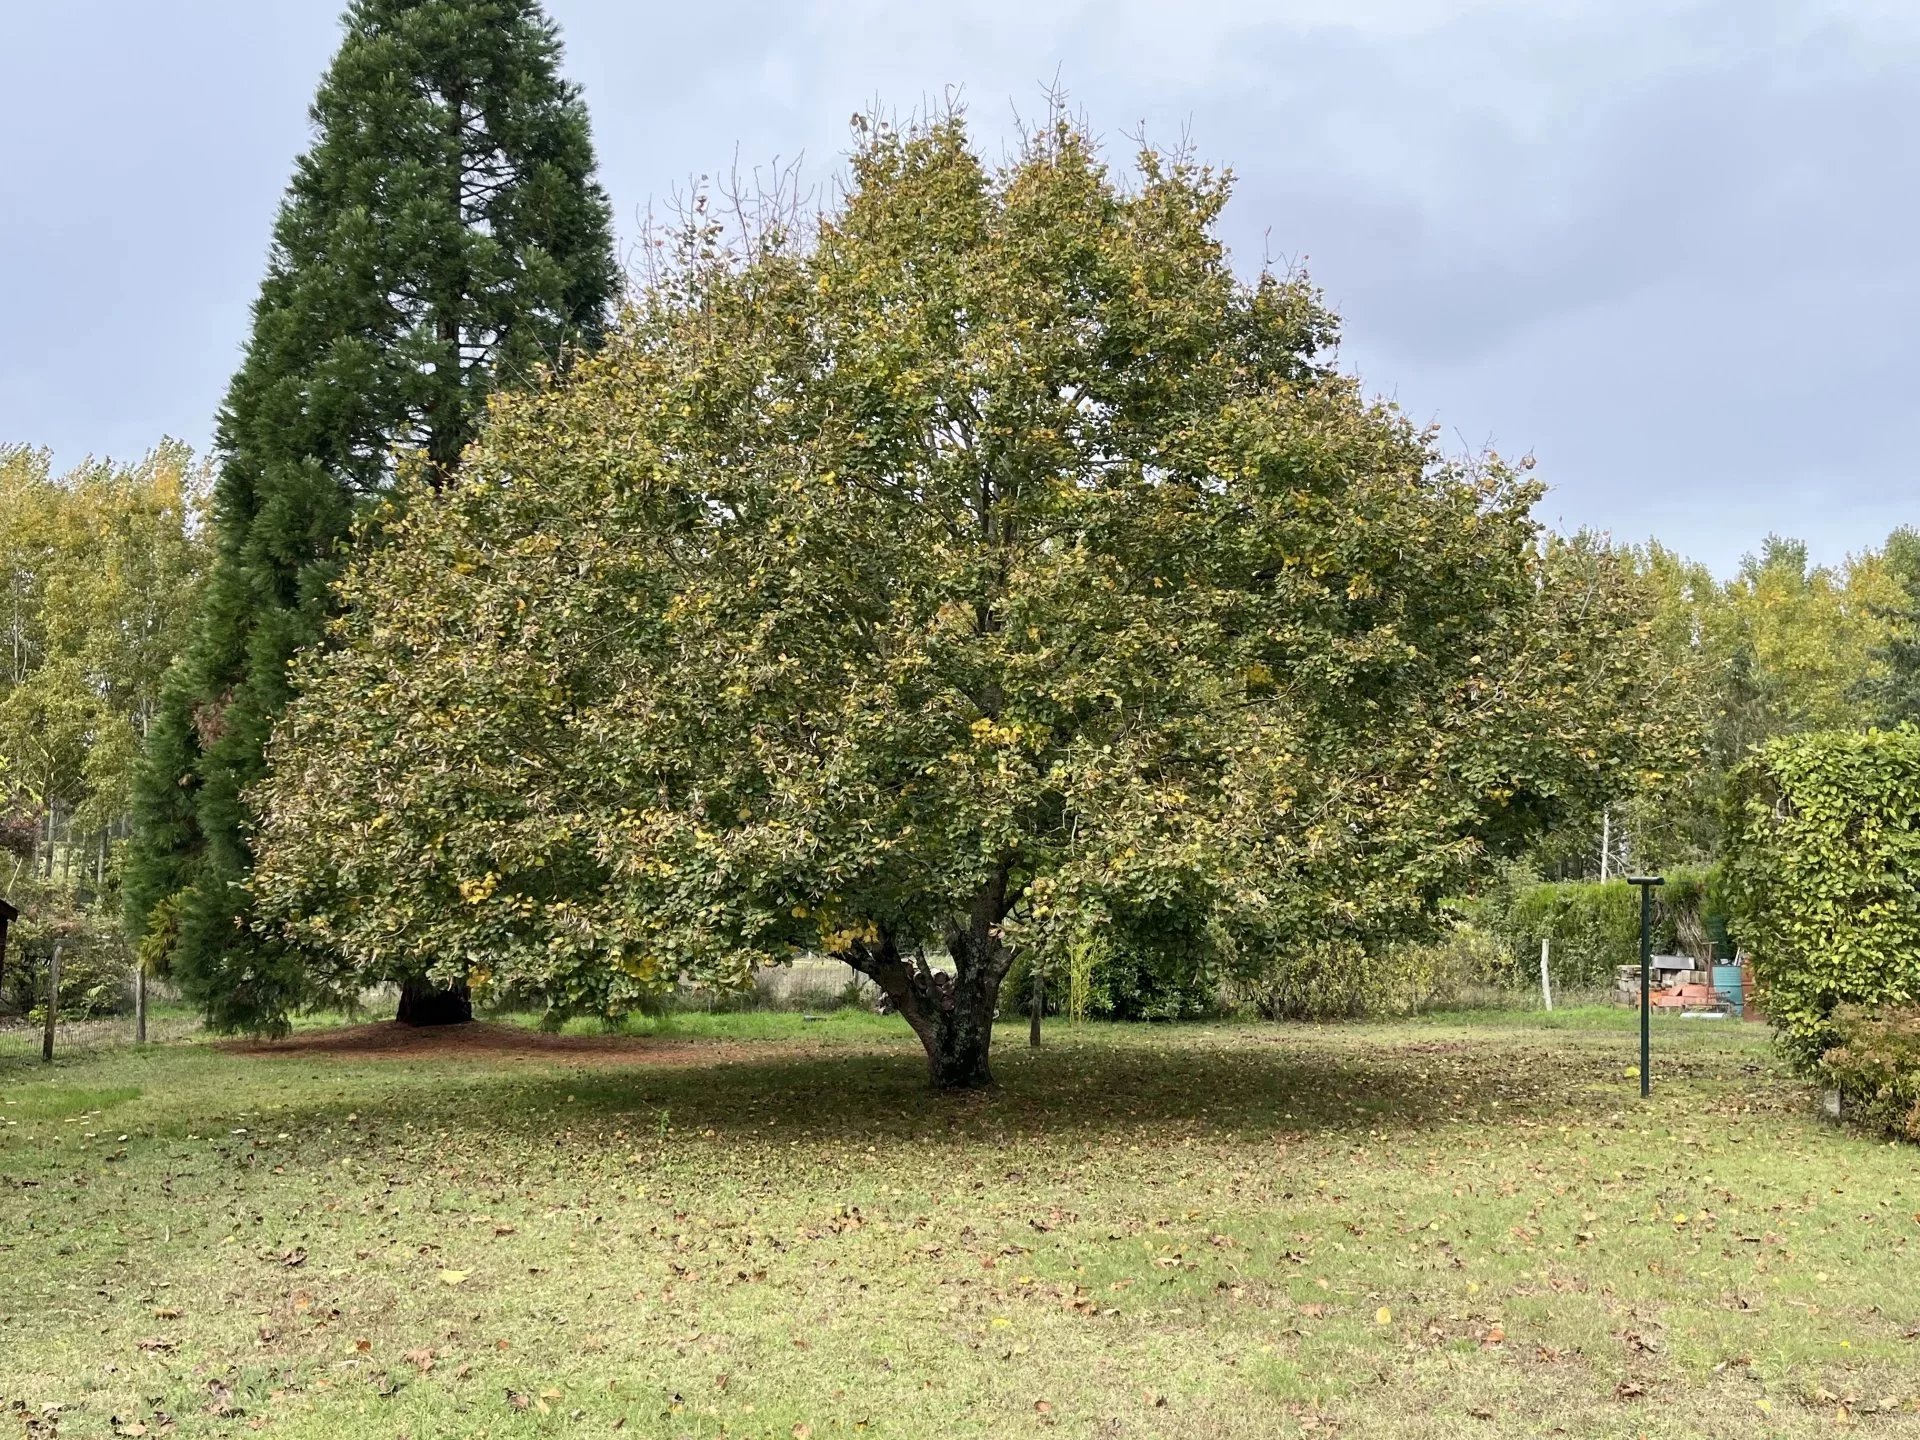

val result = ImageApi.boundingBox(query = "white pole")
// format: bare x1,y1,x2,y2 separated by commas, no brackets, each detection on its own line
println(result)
1600,809,1611,883
1539,937,1553,1012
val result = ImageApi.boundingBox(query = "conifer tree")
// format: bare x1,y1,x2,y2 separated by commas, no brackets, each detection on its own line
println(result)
125,0,616,1032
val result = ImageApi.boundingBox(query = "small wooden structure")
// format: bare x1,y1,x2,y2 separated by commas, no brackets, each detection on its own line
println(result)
0,895,16,994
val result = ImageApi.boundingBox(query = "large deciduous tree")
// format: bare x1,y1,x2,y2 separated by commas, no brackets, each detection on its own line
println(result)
253,111,1680,1083
124,0,616,1032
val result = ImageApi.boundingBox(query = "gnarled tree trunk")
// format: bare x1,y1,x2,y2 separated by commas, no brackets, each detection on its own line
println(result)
848,863,1016,1089
396,976,473,1026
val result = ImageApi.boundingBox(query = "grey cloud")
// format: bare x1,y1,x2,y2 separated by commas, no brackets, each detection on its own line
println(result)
2,0,1914,572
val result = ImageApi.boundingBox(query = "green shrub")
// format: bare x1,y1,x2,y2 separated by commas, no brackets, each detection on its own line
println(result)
1819,1005,1920,1142
1231,928,1498,1020
1000,941,1217,1023
1476,864,1726,990
1725,728,1920,1067
2,898,133,1020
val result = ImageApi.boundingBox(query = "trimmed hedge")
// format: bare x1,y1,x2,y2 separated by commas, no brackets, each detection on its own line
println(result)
1478,866,1725,991
1725,728,1920,1068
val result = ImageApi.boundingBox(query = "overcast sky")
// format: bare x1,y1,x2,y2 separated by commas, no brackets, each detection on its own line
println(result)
3,0,1914,573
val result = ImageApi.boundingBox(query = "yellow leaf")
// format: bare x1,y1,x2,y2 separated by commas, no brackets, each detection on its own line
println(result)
439,1270,469,1286
1375,1306,1392,1325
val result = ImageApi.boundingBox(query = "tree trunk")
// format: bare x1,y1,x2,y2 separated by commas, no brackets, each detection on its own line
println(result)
912,981,1001,1089
395,976,473,1026
846,863,1017,1089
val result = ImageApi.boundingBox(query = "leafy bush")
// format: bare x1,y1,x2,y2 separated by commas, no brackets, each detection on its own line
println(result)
1819,1005,1920,1142
1,894,133,1019
1725,728,1920,1066
1,805,38,861
999,941,1218,1024
1231,927,1497,1020
1475,864,1727,990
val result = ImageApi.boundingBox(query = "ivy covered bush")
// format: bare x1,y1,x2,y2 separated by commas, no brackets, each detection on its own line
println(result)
1726,728,1920,1068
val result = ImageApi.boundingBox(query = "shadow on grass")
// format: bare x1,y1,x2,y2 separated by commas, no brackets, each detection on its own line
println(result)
191,1017,1781,1156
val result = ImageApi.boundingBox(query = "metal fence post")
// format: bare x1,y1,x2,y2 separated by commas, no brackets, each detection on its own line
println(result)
1627,875,1664,1097
42,942,64,1064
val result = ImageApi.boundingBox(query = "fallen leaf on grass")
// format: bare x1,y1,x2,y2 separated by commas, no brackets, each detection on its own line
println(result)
280,1247,307,1268
439,1270,469,1286
1034,1400,1052,1414
405,1348,436,1373
1375,1307,1393,1325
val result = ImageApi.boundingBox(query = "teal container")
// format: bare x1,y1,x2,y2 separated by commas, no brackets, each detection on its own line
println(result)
1711,964,1744,1009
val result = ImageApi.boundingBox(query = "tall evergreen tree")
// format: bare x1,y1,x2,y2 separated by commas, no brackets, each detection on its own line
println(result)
125,0,616,1033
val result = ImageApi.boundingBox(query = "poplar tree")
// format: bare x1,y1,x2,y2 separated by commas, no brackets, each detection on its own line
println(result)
125,0,617,1032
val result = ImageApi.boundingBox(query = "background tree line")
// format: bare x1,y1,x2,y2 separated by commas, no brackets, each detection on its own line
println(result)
1526,528,1920,880
0,442,209,1013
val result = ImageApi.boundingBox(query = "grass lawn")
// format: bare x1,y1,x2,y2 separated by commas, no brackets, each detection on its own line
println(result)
2,1006,1916,1438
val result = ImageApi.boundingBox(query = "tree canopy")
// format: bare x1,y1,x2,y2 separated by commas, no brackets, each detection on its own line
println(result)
1,443,209,867
252,111,1684,1083
123,0,617,1032
1548,531,1915,875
